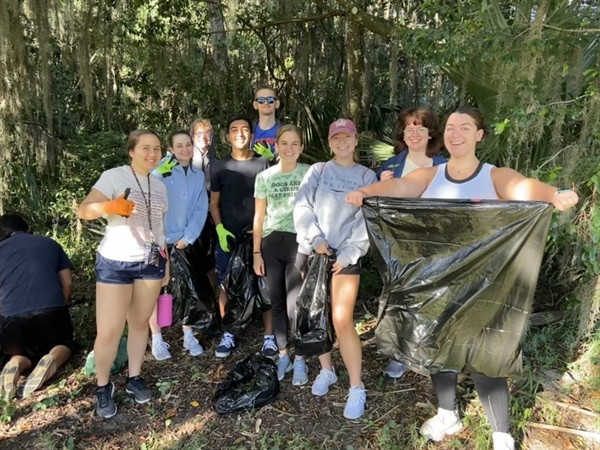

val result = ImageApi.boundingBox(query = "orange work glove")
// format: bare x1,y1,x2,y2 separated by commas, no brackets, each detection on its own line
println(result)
104,191,135,217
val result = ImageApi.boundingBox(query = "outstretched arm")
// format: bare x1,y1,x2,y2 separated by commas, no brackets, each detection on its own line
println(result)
492,167,579,211
346,167,433,207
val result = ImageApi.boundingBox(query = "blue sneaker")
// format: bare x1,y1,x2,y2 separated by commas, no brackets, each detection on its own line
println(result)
276,354,292,381
215,333,235,358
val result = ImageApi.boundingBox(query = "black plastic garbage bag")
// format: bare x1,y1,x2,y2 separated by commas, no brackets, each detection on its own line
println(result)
213,354,279,414
292,254,335,357
169,247,216,334
221,233,271,336
362,198,553,378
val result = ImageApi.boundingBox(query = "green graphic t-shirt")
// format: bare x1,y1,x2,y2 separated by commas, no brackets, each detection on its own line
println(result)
254,163,310,237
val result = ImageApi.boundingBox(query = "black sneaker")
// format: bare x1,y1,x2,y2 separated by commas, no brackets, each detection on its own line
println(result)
125,376,152,404
215,332,236,358
95,382,117,419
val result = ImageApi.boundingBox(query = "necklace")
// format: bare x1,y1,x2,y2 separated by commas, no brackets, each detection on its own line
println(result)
129,166,154,241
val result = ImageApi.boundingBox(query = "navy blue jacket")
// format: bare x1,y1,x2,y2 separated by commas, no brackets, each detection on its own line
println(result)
377,150,447,179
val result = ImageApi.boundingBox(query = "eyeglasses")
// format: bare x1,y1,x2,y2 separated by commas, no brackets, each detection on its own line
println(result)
194,131,213,138
255,96,277,104
403,127,429,135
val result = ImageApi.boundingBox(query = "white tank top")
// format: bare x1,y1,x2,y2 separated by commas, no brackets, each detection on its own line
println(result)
421,163,499,200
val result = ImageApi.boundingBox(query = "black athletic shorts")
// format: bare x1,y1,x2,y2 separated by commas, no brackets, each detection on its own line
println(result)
1,306,75,365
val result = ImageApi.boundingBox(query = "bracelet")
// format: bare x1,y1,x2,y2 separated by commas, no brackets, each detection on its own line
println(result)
555,189,571,195
253,251,261,254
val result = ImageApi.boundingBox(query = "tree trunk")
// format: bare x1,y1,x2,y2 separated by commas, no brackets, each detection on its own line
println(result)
346,10,364,124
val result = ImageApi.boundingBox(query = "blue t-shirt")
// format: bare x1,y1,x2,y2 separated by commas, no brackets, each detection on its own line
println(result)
251,122,280,158
0,233,73,316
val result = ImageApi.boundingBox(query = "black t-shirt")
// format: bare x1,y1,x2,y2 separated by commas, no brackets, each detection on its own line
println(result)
0,233,73,316
211,154,270,236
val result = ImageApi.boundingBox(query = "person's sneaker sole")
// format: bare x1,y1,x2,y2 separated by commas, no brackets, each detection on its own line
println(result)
184,342,204,357
215,349,231,358
22,355,55,398
0,361,19,403
421,422,463,442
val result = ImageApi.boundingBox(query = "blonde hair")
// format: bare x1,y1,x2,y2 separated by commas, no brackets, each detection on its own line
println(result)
189,118,213,134
275,124,303,145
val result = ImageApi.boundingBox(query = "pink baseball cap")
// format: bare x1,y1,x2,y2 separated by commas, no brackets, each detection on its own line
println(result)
328,118,357,139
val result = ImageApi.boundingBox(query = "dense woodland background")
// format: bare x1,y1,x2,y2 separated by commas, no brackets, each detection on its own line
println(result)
1,0,600,435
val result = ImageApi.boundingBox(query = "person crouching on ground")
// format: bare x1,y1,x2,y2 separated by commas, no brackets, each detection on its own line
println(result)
0,213,75,402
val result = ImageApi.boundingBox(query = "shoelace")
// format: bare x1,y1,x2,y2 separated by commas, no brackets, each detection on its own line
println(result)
346,387,366,404
263,338,277,351
128,377,147,391
97,385,111,407
155,341,170,351
221,335,234,348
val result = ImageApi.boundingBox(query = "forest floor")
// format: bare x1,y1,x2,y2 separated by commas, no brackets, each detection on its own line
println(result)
0,271,599,450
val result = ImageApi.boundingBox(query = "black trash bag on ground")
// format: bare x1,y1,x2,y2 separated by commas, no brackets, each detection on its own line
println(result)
169,247,217,334
362,198,553,378
221,232,271,336
213,354,279,414
292,254,335,357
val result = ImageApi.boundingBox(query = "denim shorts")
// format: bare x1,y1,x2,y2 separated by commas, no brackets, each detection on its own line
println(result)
95,253,166,285
214,242,232,286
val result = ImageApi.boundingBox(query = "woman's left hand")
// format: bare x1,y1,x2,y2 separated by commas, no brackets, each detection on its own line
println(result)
552,189,579,211
331,261,346,275
162,259,170,286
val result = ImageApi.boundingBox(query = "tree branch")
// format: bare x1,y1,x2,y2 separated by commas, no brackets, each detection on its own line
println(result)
543,24,600,34
333,0,394,37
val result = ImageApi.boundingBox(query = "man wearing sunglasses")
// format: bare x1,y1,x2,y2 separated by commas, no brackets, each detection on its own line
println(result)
251,86,281,162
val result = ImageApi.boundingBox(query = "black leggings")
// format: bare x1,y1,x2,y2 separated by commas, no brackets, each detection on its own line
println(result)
261,231,303,351
431,371,510,433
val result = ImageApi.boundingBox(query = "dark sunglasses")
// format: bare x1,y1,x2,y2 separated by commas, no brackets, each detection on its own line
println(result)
255,96,277,104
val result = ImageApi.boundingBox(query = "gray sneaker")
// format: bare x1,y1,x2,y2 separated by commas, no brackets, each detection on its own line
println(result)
276,354,292,381
125,376,152,404
292,358,309,386
95,382,117,419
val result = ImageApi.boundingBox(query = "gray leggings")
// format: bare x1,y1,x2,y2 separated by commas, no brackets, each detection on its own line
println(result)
431,371,510,433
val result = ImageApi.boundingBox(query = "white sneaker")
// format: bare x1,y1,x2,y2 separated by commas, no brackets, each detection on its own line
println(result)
292,358,309,386
382,359,407,378
152,341,172,361
420,408,463,441
183,334,204,357
311,368,337,396
343,384,366,420
492,432,515,450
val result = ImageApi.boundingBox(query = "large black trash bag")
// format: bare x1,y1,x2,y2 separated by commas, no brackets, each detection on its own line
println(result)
221,232,271,336
169,247,217,334
213,354,279,414
292,254,335,357
362,198,553,378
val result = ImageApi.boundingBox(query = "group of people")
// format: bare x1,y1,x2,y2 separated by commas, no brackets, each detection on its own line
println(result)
0,84,579,450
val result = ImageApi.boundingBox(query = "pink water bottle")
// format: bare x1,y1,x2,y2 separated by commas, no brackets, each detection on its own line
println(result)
157,287,173,327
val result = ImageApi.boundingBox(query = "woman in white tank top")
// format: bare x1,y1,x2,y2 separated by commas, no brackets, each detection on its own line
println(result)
347,106,578,450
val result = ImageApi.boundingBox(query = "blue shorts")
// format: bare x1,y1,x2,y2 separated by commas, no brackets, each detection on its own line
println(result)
214,242,233,286
95,253,166,285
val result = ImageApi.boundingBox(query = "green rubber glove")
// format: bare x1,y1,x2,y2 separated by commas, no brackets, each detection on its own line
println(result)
216,223,235,252
156,154,179,177
253,142,275,161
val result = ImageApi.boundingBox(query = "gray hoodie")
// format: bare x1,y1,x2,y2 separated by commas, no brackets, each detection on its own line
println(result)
294,161,378,267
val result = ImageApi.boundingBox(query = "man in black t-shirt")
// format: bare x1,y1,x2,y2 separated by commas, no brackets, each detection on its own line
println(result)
0,214,75,402
210,116,273,358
